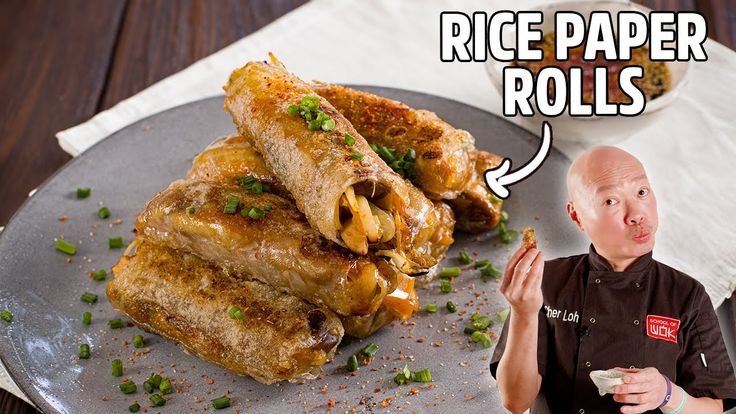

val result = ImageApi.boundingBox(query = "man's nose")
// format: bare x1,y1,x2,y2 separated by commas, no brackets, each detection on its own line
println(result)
625,207,645,225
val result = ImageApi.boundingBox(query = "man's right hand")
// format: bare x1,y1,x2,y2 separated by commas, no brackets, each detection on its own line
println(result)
499,247,545,317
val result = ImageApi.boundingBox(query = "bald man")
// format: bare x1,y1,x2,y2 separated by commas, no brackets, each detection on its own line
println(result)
489,147,736,414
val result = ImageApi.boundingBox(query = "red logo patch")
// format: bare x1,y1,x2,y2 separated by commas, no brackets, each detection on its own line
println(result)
646,315,680,343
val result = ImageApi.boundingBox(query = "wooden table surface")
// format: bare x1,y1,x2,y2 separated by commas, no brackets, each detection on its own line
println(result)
0,1,733,412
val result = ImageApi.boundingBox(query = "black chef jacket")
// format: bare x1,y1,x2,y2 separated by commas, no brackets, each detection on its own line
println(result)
489,245,736,413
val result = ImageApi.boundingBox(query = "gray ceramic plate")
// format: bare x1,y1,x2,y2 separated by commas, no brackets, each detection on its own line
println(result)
0,87,587,413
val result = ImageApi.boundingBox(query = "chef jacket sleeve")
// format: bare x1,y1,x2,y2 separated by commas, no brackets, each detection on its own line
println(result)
489,306,548,380
676,285,736,410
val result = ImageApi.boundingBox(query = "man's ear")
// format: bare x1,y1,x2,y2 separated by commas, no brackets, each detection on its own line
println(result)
566,201,584,232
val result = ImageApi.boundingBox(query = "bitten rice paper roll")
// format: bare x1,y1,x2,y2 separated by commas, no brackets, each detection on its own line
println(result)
313,83,504,232
136,179,402,317
108,240,343,384
224,55,436,273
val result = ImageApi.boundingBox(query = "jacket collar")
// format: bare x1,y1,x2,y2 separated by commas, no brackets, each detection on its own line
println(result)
588,244,653,273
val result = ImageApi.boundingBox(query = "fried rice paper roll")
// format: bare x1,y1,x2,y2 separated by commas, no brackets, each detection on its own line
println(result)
188,134,455,272
136,179,401,317
107,240,343,384
224,56,436,273
313,83,476,200
447,150,504,232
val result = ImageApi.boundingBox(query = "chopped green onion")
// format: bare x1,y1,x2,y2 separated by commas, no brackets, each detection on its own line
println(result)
76,187,91,199
471,331,493,348
149,393,166,407
112,358,123,377
188,206,196,215
463,327,477,335
108,318,123,329
133,335,144,348
424,303,438,314
159,378,173,395
394,372,408,385
458,250,471,265
246,207,265,220
371,145,417,180
79,343,90,359
0,310,13,323
411,368,433,382
91,269,107,281
128,403,140,412
489,193,502,205
263,204,272,211
344,133,356,146
440,278,452,293
287,105,300,116
148,374,162,388
228,306,244,320
98,207,110,219
211,395,231,409
446,301,458,313
119,381,137,394
346,354,358,372
471,315,493,330
224,196,240,214
439,267,461,278
480,263,502,280
498,222,519,244
473,259,489,268
82,311,92,325
497,308,510,322
55,239,77,255
360,343,379,358
143,381,154,393
80,292,98,304
500,210,509,222
352,151,364,161
109,236,124,248
321,117,335,131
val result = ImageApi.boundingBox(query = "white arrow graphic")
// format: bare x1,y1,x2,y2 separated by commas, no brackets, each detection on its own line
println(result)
483,121,553,199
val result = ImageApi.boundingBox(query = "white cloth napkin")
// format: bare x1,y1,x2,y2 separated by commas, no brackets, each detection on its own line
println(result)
7,0,736,403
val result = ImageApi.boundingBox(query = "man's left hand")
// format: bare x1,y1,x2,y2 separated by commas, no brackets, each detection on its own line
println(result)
611,367,668,414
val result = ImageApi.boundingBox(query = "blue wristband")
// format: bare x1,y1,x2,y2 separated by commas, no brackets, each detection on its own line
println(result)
659,375,672,408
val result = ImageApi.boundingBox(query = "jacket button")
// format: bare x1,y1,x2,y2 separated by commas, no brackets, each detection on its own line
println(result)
630,365,636,369
579,409,585,414
634,319,640,325
635,282,641,288
585,361,591,367
595,278,601,284
590,318,596,324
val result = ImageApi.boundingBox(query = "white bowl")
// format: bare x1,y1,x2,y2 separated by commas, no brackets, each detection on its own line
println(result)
589,369,626,396
485,0,693,144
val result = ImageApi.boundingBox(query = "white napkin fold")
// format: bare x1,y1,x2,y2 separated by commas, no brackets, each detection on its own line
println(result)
5,0,733,404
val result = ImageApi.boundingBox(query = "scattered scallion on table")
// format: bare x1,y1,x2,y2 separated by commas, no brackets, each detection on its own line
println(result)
149,393,166,407
211,395,231,409
346,354,358,372
446,301,458,313
108,236,124,249
0,310,12,323
76,187,91,199
128,403,140,413
471,331,493,348
98,206,110,219
458,250,471,265
440,278,452,293
133,335,144,348
439,267,460,278
55,239,76,255
82,311,91,325
424,303,438,314
147,374,162,388
79,343,90,359
91,269,107,281
480,263,502,280
80,292,98,304
112,358,123,377
159,378,173,395
119,381,136,394
108,318,123,329
360,343,379,358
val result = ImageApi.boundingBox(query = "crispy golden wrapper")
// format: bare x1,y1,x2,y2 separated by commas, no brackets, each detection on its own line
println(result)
313,83,475,200
313,83,503,232
224,55,436,271
136,179,399,317
522,227,537,250
108,240,343,384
